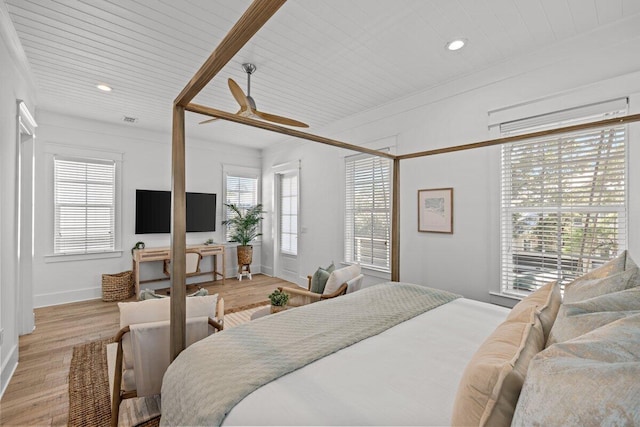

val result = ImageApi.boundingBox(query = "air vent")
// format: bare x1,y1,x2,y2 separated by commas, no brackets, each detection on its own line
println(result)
123,116,138,123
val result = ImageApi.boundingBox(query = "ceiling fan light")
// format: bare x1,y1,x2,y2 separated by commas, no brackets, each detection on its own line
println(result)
96,83,112,92
446,39,466,51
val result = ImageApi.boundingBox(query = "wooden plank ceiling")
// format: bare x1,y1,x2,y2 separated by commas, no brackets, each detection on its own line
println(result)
5,0,640,148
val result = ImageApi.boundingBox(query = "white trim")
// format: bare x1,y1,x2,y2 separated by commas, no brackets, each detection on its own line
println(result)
0,344,18,400
488,96,628,129
0,3,37,92
18,100,37,131
44,250,123,263
44,142,124,161
34,288,103,308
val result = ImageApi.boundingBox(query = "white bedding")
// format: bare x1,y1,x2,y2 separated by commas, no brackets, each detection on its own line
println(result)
222,298,509,426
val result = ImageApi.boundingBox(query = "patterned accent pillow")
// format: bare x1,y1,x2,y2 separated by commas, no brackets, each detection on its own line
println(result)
512,314,640,427
547,281,640,346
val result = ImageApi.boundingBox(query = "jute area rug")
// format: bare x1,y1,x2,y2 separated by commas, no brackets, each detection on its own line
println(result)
68,302,269,427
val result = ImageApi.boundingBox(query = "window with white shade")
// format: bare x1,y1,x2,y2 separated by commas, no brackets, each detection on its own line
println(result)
224,169,259,242
279,172,298,255
345,153,392,271
54,157,116,254
500,101,628,294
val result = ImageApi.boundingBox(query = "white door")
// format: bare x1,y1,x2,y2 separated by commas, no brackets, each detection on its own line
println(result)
276,171,299,283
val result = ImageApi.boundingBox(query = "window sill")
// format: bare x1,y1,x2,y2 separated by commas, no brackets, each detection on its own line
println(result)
45,250,123,263
488,291,522,309
341,262,391,280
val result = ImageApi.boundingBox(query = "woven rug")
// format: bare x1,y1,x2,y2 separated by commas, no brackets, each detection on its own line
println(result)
68,303,269,426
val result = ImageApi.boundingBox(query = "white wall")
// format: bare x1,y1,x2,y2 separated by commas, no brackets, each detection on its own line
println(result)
0,2,37,396
32,111,263,307
261,14,640,303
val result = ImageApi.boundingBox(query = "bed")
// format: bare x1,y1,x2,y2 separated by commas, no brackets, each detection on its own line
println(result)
160,251,640,426
161,282,508,426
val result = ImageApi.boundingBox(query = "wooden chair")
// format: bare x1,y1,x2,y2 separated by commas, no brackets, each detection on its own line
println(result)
279,265,363,307
107,295,224,427
163,249,202,277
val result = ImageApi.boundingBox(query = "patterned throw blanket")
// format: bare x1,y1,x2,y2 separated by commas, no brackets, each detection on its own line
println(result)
160,282,460,426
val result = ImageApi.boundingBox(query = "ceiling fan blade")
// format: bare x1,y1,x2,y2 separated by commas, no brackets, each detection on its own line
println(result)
228,78,250,110
253,109,309,128
199,117,219,125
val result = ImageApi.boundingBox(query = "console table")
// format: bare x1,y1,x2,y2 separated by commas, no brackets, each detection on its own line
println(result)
132,244,225,298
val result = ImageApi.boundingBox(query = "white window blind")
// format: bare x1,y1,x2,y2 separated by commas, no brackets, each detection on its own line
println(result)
501,111,627,293
225,174,258,242
345,153,391,271
54,157,116,254
280,172,298,255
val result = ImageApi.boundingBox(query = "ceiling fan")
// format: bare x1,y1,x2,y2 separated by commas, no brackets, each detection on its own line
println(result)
200,63,309,128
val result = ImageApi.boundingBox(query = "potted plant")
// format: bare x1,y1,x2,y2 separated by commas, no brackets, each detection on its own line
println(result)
268,289,289,313
222,203,265,271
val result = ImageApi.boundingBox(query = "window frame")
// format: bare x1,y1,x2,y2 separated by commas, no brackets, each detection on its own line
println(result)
222,165,261,243
344,150,392,273
278,171,298,256
499,106,628,296
44,143,123,263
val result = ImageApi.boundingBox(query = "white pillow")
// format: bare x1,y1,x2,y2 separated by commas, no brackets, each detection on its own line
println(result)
118,294,218,328
324,264,361,295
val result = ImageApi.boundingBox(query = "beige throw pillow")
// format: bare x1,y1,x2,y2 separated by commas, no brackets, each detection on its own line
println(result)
507,280,561,340
512,314,640,427
324,264,361,295
451,307,545,427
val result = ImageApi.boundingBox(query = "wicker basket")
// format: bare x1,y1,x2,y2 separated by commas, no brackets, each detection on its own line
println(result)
101,270,134,302
237,245,253,266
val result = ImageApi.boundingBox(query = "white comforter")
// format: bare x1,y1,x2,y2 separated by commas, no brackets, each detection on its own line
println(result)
222,298,508,426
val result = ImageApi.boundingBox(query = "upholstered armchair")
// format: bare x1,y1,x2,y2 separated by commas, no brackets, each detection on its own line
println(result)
107,294,224,427
279,264,364,306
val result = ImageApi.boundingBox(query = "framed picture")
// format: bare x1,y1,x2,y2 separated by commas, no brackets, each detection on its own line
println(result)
418,188,453,233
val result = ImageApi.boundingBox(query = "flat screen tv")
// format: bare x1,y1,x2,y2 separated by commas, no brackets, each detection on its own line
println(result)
135,190,216,234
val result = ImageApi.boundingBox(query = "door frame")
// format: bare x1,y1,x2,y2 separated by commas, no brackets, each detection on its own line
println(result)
16,100,37,335
272,161,301,285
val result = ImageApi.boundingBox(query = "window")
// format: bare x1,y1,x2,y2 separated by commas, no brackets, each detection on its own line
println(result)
345,153,392,271
54,157,116,254
224,170,259,242
500,106,627,294
279,172,298,255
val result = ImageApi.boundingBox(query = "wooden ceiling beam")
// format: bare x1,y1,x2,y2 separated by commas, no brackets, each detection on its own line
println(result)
186,103,397,160
174,0,286,107
398,113,640,160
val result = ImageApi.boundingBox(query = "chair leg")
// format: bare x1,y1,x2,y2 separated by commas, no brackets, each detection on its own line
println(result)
111,392,121,427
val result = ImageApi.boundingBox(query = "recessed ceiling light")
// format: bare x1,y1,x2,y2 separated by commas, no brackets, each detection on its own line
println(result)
96,84,112,92
446,39,466,51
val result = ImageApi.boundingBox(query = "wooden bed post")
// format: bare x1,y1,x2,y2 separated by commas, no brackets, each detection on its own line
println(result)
391,158,400,282
169,0,287,360
170,104,187,360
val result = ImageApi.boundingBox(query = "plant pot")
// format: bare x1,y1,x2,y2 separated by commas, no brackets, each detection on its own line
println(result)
237,245,253,265
270,305,287,314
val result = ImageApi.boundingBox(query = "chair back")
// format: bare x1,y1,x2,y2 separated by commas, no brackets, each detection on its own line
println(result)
185,250,202,275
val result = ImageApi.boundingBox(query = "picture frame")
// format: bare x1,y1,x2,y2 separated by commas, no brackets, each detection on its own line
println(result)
418,188,453,233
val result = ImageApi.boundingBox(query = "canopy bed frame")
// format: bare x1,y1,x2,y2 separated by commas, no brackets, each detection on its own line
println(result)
168,0,640,360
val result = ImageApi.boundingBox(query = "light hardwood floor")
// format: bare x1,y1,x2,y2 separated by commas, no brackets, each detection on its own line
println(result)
0,274,292,426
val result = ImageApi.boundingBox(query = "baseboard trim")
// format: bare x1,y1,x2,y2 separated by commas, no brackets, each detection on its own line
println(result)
261,266,273,276
0,344,18,400
34,287,102,308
